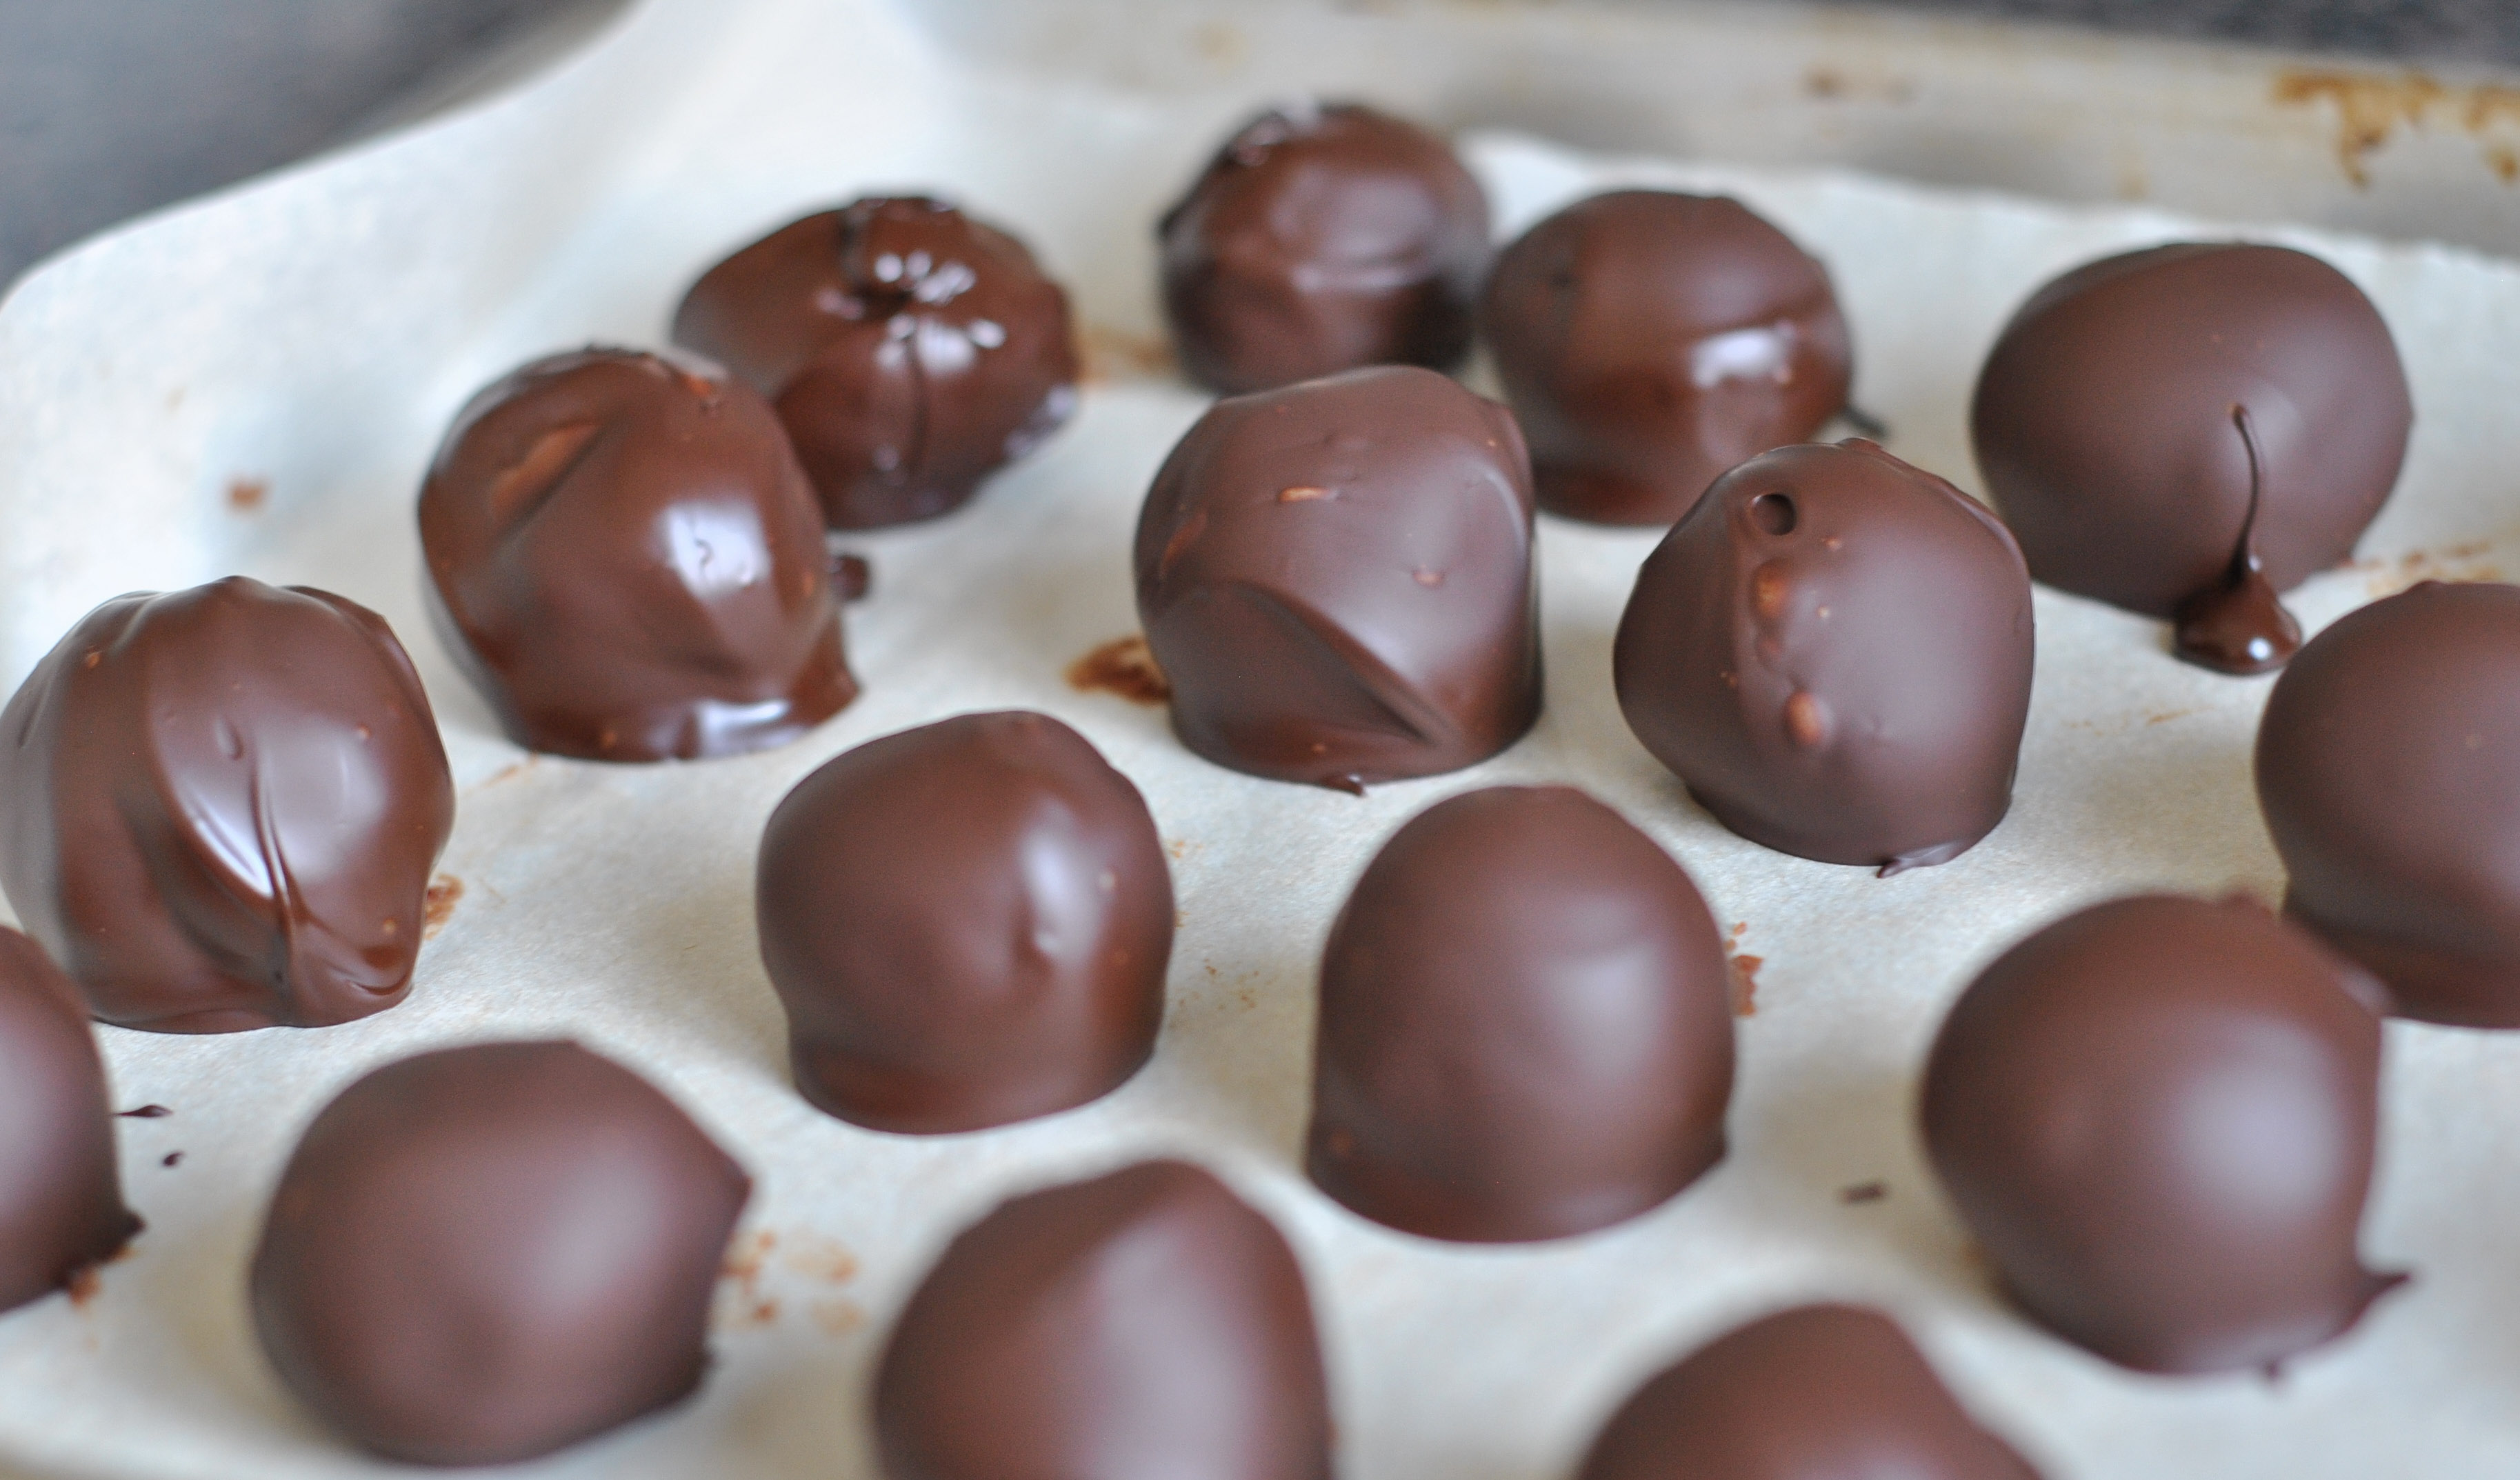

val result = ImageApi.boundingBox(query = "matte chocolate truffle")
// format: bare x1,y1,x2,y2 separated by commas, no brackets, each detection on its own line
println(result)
0,577,454,1032
419,346,856,761
250,1041,749,1466
1482,190,1853,526
1159,102,1488,394
673,197,1080,528
1579,1304,2041,1480
0,928,140,1312
1920,894,2401,1374
876,1160,1332,1480
756,710,1171,1134
1134,364,1541,792
1972,243,2411,671
1614,439,2033,874
1308,786,1734,1243
2258,580,2520,1026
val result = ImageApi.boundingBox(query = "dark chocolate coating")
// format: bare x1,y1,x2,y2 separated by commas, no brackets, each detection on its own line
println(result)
2258,581,2520,1026
1481,190,1853,527
1134,365,1541,792
1158,103,1489,394
0,577,454,1032
673,197,1080,528
250,1041,750,1466
1579,1304,2042,1480
755,710,1172,1134
1308,786,1734,1242
419,346,857,762
876,1159,1333,1480
1920,894,2401,1374
1613,439,2034,874
0,928,139,1312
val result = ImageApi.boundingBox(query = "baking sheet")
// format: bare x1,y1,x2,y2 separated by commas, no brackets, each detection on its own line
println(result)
3,0,2520,1475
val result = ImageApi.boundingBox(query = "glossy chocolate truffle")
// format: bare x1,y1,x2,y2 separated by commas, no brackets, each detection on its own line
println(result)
1920,894,2400,1374
1614,439,2033,874
1579,1304,2041,1480
2258,581,2520,1026
673,197,1079,528
0,577,454,1032
0,928,140,1312
1308,786,1734,1243
756,711,1171,1134
250,1041,749,1466
877,1160,1332,1480
1134,365,1541,792
1482,190,1853,527
1159,102,1488,394
419,346,856,761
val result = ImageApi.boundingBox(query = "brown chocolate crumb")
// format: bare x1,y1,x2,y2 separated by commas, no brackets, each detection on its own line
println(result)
225,478,269,514
1728,954,1763,1017
161,1152,183,1168
66,1266,101,1308
422,874,463,939
115,1105,172,1119
1839,1180,1888,1204
1066,634,1171,705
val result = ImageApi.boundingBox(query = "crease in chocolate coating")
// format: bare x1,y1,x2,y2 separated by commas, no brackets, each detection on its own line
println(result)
1308,786,1734,1243
1613,439,2034,873
2257,580,2520,1026
0,577,454,1031
249,1041,750,1467
419,347,857,761
1577,1304,2043,1480
1971,242,2411,620
673,197,1080,529
1134,365,1541,792
2170,404,2303,674
756,710,1172,1134
876,1159,1334,1480
1920,894,2402,1374
0,928,140,1312
1159,102,1489,394
1481,189,1853,527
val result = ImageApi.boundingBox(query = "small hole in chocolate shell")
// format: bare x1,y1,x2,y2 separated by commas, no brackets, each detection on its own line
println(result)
1750,492,1798,536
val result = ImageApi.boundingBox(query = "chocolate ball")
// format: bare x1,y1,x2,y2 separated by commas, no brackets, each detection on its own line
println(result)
0,928,140,1312
1920,894,2402,1374
249,1041,750,1466
1482,190,1853,527
673,197,1080,529
1308,786,1734,1243
419,347,857,761
755,711,1171,1134
876,1160,1333,1480
0,577,454,1031
1134,365,1541,792
1159,102,1489,394
1613,439,2033,874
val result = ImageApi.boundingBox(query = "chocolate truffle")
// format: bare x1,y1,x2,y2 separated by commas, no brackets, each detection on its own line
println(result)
1920,894,2401,1374
0,928,140,1312
1158,102,1488,394
672,197,1080,528
1971,243,2412,672
419,346,856,761
1579,1304,2041,1480
756,711,1171,1134
876,1160,1333,1480
1481,190,1854,526
250,1041,749,1466
1308,786,1734,1243
1134,365,1541,792
0,577,454,1032
2258,580,2520,1026
1614,439,2033,874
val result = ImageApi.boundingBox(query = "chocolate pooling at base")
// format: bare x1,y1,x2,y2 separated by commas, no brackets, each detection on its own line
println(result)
2170,404,2303,674
0,928,140,1313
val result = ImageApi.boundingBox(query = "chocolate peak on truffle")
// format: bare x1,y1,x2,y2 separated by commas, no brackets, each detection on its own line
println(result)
1578,1304,2043,1480
0,577,454,1032
673,197,1080,528
419,346,857,761
1134,364,1541,792
2258,580,2520,1027
1481,189,1853,527
876,1160,1333,1480
756,711,1172,1134
250,1041,750,1467
1308,786,1734,1243
1158,101,1489,394
1920,894,2402,1375
0,928,140,1313
1613,439,2034,874
2170,403,2303,674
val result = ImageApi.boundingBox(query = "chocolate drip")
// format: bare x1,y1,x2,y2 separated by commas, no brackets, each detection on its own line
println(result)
2172,404,2303,675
